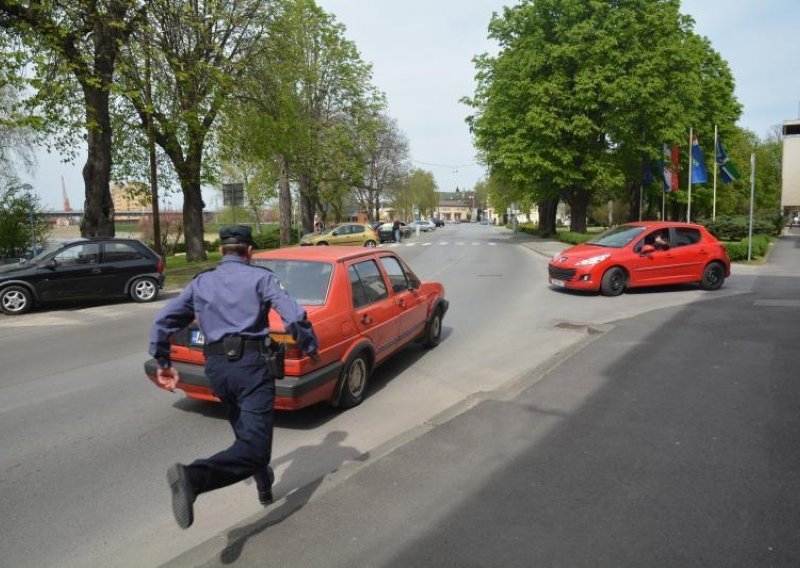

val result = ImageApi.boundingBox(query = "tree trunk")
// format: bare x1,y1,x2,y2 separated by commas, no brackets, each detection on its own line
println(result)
538,197,559,236
179,147,206,262
568,188,589,233
277,155,292,245
79,86,115,238
298,174,314,233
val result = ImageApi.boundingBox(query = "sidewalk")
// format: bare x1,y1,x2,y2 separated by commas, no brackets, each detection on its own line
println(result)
162,235,800,568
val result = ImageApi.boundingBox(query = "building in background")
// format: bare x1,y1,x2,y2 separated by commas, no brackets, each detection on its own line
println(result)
782,120,800,217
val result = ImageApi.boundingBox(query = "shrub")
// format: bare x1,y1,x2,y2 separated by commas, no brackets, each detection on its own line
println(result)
722,234,771,261
558,231,595,245
704,214,782,240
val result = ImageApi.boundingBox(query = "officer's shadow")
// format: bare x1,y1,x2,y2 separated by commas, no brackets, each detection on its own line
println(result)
219,430,368,564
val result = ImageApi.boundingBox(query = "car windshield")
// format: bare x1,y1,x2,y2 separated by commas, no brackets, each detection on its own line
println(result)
587,225,647,248
29,242,70,262
251,259,333,306
379,223,393,230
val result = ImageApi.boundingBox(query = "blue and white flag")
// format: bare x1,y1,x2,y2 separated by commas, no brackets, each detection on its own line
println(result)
691,135,708,184
716,137,741,183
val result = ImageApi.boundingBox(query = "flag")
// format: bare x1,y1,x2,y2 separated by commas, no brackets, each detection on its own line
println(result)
642,155,653,186
716,137,741,183
690,135,708,184
661,143,679,192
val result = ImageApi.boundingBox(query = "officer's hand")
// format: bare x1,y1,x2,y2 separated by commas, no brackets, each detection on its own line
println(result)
156,367,180,392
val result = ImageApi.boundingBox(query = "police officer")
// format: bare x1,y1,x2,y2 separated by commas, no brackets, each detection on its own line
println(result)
148,225,319,529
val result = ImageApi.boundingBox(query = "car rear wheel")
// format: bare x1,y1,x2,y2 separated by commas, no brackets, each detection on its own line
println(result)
316,241,329,246
600,267,626,296
364,240,377,248
700,261,725,290
423,308,443,348
130,277,159,302
0,285,32,315
336,353,370,408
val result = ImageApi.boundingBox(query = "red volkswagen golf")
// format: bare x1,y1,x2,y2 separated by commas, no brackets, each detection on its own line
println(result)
144,247,448,410
547,222,730,296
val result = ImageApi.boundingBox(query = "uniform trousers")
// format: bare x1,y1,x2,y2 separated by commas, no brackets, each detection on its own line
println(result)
185,351,274,496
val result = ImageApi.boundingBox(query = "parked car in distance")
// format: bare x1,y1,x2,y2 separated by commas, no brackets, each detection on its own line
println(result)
300,223,379,247
407,220,434,232
0,238,164,315
547,222,731,296
376,222,412,242
432,218,445,228
144,246,449,410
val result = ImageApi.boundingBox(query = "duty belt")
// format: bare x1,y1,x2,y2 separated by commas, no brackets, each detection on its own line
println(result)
203,338,267,356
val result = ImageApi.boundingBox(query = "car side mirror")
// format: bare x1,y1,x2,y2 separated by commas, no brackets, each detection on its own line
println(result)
409,277,421,290
641,244,655,255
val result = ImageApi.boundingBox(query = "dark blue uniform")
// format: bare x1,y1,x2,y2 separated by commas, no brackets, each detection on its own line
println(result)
149,246,318,514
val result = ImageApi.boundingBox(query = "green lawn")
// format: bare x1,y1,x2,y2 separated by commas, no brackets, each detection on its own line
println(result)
163,252,221,290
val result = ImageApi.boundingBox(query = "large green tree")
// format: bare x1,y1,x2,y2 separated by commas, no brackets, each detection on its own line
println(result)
115,0,275,261
0,0,145,237
465,0,741,232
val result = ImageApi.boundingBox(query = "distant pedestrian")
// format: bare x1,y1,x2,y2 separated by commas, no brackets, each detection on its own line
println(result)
392,219,402,243
148,225,319,529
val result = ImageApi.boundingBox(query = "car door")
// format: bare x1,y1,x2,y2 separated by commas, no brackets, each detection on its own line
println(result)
36,242,106,300
330,225,352,245
629,229,682,285
349,224,366,246
101,241,151,294
348,258,401,361
379,255,427,344
666,227,707,281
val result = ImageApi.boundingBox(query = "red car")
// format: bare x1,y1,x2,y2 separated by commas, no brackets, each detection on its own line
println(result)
547,222,730,296
144,247,448,410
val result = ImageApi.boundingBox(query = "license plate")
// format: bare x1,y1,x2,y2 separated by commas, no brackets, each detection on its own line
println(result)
550,278,565,288
190,329,205,346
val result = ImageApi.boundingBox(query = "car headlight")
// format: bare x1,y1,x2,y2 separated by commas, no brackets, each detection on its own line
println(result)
575,254,611,266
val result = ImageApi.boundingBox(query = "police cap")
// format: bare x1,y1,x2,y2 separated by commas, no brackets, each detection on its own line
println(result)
219,225,255,246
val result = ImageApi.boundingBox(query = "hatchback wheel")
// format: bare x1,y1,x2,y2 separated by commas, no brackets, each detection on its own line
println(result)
423,308,443,348
316,241,329,246
337,353,369,408
0,285,32,315
700,261,725,291
130,277,159,302
600,267,626,296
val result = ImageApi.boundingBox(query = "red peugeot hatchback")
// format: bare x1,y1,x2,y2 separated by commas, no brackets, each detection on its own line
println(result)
144,246,448,410
547,222,730,296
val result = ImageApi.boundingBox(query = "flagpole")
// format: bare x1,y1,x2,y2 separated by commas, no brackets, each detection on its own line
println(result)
713,125,718,221
687,127,693,223
662,189,665,221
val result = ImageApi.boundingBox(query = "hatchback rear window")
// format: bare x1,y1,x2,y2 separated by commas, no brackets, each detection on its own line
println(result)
252,259,333,306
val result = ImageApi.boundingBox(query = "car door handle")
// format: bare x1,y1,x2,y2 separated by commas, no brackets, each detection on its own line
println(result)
396,298,406,307
91,268,102,273
360,314,372,325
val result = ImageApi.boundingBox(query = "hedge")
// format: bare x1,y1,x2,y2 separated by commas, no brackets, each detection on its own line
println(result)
704,213,784,240
722,234,771,261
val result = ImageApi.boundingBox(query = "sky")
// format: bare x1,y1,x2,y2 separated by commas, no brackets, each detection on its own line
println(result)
24,0,800,211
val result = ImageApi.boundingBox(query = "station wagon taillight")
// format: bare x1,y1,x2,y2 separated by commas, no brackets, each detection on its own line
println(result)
156,257,164,272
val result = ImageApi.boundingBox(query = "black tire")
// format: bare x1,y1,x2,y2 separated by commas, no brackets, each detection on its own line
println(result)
336,353,370,408
600,267,626,296
423,308,443,348
364,240,377,248
130,277,159,303
700,261,726,291
316,241,329,246
0,285,33,315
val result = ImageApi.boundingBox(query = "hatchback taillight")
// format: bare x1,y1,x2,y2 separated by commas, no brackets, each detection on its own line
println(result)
156,257,164,273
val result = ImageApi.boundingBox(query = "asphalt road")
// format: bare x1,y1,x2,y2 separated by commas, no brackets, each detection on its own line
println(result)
0,223,765,567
